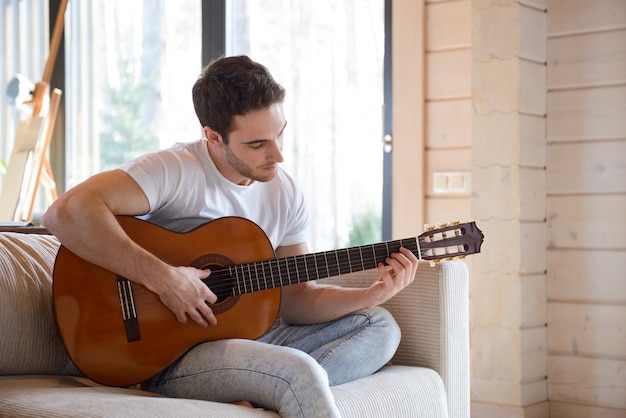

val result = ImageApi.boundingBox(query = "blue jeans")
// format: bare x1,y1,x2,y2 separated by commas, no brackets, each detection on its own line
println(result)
144,307,401,417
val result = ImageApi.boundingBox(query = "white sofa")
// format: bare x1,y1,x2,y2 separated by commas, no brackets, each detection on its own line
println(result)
0,231,469,417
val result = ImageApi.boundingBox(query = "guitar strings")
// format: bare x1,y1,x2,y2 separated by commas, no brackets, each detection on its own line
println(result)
201,235,466,298
202,239,422,297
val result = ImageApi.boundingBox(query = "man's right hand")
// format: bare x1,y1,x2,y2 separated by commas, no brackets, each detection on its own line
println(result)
153,265,218,327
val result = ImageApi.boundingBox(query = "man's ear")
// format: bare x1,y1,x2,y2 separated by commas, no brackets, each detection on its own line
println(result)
203,126,224,145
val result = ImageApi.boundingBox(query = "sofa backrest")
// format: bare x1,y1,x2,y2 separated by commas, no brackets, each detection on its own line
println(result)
0,232,81,376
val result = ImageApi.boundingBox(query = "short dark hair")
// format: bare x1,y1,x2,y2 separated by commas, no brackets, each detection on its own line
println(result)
192,55,286,143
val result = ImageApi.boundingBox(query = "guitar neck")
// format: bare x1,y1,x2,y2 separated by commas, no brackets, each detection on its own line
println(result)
205,220,482,299
208,237,420,297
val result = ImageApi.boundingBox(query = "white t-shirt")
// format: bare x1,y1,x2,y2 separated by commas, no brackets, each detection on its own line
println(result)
120,139,308,249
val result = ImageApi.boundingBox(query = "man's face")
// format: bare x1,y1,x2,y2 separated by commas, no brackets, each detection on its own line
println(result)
223,103,287,184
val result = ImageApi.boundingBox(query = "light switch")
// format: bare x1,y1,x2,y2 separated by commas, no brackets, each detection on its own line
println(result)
433,171,471,195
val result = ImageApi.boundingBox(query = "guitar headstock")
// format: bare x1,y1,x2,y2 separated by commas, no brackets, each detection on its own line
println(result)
418,221,484,261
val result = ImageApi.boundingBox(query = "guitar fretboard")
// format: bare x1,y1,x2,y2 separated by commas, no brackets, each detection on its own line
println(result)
206,238,421,298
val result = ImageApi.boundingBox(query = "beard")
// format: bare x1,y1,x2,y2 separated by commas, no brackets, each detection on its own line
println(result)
224,145,277,183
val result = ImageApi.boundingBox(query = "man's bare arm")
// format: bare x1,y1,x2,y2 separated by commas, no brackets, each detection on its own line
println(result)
42,170,218,327
276,244,418,325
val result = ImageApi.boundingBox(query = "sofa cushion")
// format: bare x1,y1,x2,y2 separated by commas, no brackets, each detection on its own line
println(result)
332,365,448,418
0,232,80,376
0,375,279,418
0,365,447,418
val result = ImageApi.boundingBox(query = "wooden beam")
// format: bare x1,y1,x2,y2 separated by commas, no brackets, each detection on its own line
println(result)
392,0,425,238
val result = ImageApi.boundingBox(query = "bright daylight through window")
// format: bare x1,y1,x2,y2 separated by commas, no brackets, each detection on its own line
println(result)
63,0,385,251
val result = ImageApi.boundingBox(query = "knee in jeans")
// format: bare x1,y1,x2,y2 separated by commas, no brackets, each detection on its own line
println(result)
275,349,338,417
371,307,402,353
280,347,331,388
372,306,400,330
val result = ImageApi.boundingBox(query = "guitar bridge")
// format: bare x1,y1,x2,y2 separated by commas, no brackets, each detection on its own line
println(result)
117,276,141,342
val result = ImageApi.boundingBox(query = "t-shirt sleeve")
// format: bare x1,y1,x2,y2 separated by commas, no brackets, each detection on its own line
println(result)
278,180,309,248
119,151,182,213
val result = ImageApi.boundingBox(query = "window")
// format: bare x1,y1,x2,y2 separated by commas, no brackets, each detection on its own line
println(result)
225,0,385,250
4,1,386,249
1,0,49,161
0,0,50,221
64,0,202,188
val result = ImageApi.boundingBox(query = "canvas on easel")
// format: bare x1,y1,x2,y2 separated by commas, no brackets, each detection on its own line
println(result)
0,88,61,222
0,0,67,223
18,88,61,222
0,117,45,222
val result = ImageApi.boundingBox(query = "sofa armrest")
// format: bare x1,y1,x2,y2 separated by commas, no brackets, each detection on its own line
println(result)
319,260,470,418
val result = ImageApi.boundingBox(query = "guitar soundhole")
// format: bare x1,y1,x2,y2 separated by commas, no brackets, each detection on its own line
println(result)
190,254,240,315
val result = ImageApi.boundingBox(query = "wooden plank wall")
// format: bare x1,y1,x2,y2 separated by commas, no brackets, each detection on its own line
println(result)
546,0,626,416
392,0,426,237
424,0,472,225
471,2,549,415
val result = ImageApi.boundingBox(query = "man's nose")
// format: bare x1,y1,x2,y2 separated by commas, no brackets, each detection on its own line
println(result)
269,139,284,163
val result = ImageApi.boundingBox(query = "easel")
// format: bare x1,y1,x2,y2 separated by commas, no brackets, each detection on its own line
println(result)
0,0,68,222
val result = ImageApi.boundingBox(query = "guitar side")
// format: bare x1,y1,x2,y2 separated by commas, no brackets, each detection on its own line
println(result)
53,217,280,387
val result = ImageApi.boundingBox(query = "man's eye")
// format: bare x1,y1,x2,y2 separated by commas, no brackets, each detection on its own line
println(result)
249,143,264,150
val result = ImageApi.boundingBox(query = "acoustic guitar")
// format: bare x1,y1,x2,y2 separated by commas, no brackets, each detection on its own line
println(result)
53,216,483,387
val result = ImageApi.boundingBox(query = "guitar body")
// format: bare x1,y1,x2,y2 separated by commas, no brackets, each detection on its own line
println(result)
53,216,484,387
53,216,280,387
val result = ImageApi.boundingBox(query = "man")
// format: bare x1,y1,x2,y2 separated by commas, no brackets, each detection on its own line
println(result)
42,56,418,417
